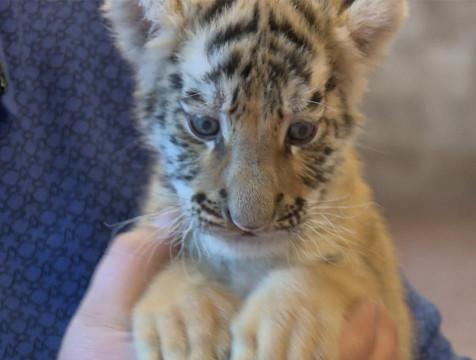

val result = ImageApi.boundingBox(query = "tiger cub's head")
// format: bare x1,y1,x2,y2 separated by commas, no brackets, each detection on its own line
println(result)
104,0,406,258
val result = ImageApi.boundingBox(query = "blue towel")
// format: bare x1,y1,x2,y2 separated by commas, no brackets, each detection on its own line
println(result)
0,1,471,359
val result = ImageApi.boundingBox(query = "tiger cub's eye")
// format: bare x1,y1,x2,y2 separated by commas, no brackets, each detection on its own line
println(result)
287,121,317,145
187,114,220,140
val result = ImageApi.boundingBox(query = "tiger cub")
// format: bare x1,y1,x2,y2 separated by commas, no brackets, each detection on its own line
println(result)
104,0,412,359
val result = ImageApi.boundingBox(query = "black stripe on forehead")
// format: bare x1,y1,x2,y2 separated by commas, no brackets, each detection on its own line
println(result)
268,38,312,83
223,49,242,77
206,2,260,54
228,87,240,115
204,49,243,82
268,11,314,54
231,87,239,104
241,62,252,79
267,57,288,82
201,0,238,24
289,0,321,31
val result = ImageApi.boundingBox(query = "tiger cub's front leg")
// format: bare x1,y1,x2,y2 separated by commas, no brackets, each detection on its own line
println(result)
230,266,383,360
133,261,240,360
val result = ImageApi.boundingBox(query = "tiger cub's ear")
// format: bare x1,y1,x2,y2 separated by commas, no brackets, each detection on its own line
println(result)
102,0,196,67
338,0,407,66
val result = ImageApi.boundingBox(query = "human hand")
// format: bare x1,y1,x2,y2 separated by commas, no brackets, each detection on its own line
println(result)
59,222,400,360
340,301,402,360
58,218,177,360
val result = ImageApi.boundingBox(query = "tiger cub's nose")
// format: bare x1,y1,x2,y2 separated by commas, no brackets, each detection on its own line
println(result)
225,208,271,233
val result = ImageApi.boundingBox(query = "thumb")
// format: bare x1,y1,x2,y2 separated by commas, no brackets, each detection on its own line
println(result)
78,215,178,327
339,301,379,360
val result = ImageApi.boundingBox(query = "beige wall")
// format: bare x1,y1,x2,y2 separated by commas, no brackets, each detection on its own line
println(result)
359,0,476,216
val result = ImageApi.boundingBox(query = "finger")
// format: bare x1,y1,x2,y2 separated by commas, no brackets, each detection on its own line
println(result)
339,301,378,360
369,305,400,360
78,214,178,327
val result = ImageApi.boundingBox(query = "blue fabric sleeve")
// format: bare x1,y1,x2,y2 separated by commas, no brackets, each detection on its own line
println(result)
405,281,472,360
0,1,472,359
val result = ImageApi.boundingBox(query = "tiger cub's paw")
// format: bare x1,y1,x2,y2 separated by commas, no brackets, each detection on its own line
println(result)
132,272,240,360
230,274,341,360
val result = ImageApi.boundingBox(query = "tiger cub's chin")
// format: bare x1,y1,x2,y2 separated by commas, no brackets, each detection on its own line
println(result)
198,231,291,260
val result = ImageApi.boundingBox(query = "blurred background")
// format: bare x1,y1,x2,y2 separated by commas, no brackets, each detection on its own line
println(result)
360,0,476,357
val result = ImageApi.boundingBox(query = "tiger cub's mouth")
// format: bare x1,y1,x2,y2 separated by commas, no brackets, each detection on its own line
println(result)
199,229,292,259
